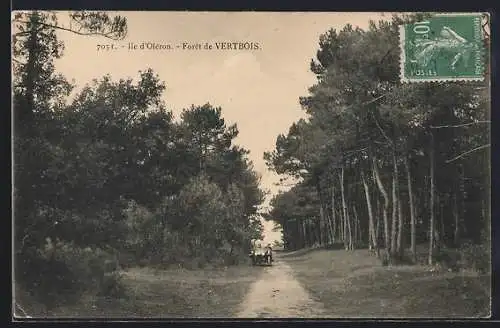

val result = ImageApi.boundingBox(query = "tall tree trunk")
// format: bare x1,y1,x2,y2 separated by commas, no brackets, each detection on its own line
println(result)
323,211,329,245
404,156,417,262
391,151,398,256
297,219,301,250
339,178,344,246
346,206,353,250
458,163,466,240
429,132,436,266
453,193,460,247
21,13,40,127
352,206,357,248
319,206,325,246
304,220,309,248
315,179,325,246
340,168,349,250
313,220,317,246
397,194,404,256
327,210,335,245
309,220,313,247
297,220,306,248
325,212,333,245
353,206,361,247
316,218,321,246
331,185,337,244
376,195,381,248
373,156,390,257
482,199,487,241
439,195,445,249
362,172,377,251
301,219,306,249
339,207,344,244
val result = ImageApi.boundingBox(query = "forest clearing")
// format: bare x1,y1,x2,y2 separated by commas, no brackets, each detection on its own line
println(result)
14,265,262,318
14,248,490,318
283,247,490,318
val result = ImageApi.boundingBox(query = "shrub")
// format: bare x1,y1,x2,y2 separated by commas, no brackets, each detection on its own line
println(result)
15,250,81,309
97,271,128,299
15,239,128,309
432,242,490,273
459,242,490,274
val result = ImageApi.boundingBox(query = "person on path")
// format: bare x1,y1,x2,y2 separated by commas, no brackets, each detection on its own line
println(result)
265,244,273,264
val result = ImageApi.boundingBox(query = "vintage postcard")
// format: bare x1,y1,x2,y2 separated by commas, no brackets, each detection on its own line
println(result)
12,11,491,319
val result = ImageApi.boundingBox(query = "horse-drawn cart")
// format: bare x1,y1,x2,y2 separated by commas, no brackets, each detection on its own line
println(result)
249,245,273,266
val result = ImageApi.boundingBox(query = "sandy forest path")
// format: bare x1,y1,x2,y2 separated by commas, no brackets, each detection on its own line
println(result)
236,259,327,318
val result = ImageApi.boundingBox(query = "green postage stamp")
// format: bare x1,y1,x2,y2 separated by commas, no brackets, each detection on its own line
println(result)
400,13,486,82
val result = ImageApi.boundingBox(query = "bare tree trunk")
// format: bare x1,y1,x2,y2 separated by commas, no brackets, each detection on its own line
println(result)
310,220,315,247
376,195,381,247
316,218,321,246
453,193,460,246
346,206,353,250
306,220,311,247
397,194,404,256
338,185,344,245
353,206,361,248
373,156,390,257
391,151,398,256
404,156,417,262
458,163,466,240
326,212,334,245
344,209,348,249
319,206,325,245
331,185,337,244
296,219,301,250
339,206,344,244
22,13,40,125
482,199,487,240
340,168,350,250
439,195,445,249
339,209,343,243
302,219,307,249
324,211,330,245
352,206,357,248
429,132,435,266
308,219,312,247
362,172,377,252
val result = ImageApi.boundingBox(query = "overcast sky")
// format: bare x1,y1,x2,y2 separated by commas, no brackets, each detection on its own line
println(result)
53,11,386,244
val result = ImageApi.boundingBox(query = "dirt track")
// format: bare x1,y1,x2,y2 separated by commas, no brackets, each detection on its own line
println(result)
236,259,327,318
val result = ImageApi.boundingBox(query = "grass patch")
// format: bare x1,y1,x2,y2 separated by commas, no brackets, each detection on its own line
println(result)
16,264,263,318
283,249,491,318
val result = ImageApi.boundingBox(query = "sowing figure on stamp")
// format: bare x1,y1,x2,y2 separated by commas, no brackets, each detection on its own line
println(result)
411,26,474,71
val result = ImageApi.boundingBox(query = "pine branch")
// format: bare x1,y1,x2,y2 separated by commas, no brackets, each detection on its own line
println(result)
430,121,491,129
445,144,490,163
371,111,394,147
340,93,387,112
13,20,125,40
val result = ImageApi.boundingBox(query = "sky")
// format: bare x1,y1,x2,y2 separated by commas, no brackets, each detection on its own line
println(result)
53,11,386,245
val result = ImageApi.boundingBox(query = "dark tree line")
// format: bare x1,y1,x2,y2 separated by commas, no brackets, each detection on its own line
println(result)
13,11,265,308
264,14,490,269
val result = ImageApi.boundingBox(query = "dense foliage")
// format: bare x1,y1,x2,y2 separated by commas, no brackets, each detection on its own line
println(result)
13,11,264,309
264,14,490,268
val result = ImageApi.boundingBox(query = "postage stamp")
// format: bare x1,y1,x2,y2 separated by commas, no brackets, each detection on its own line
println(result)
399,13,486,82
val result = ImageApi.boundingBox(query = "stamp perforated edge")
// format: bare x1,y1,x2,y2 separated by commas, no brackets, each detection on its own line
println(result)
398,13,487,83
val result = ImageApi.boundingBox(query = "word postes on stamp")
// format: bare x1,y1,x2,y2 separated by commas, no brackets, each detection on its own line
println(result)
400,13,486,83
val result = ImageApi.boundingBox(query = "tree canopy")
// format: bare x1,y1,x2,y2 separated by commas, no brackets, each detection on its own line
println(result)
13,11,265,308
264,14,490,269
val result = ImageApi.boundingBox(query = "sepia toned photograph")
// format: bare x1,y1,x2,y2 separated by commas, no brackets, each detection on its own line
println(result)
12,11,491,319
